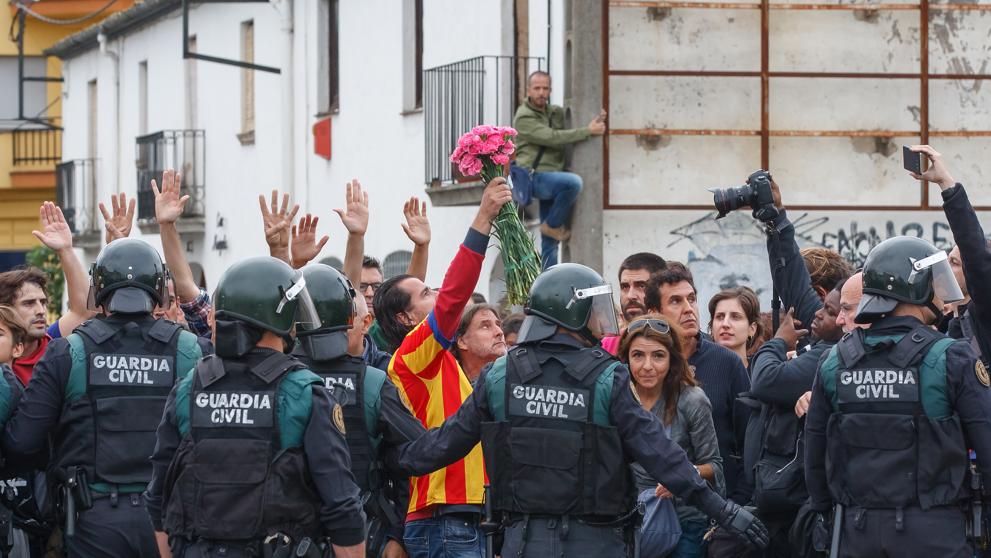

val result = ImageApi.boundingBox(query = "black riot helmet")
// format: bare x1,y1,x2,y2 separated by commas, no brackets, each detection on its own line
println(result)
296,263,357,361
213,257,320,357
856,236,964,324
88,238,168,314
518,263,620,346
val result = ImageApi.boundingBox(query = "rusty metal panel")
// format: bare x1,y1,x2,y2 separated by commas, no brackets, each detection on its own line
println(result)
770,77,920,130
609,7,760,71
610,75,761,129
770,11,920,73
608,135,761,205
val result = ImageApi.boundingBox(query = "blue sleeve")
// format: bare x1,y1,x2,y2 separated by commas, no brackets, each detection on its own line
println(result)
750,339,825,407
942,184,991,361
768,209,823,329
1,339,71,467
47,321,61,340
945,341,991,493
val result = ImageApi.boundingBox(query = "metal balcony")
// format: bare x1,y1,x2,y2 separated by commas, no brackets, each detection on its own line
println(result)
13,127,62,166
55,159,100,246
135,130,205,229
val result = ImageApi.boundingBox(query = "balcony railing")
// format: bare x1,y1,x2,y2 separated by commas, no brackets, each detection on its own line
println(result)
56,159,98,236
423,55,545,186
135,130,205,223
13,127,63,166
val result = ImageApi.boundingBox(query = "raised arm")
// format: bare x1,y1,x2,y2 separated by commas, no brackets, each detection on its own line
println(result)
290,214,330,269
258,190,299,266
154,170,199,303
765,180,823,329
334,179,369,288
401,197,431,281
99,192,136,244
32,202,94,336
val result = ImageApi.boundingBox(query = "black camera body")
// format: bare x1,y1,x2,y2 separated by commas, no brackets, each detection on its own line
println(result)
711,169,779,222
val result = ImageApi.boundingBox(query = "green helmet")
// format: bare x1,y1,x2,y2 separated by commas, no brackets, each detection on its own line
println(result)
519,263,620,344
214,256,319,337
297,264,357,361
89,238,168,314
856,236,964,324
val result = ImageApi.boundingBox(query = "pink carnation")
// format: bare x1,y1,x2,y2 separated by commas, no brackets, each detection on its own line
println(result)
449,125,519,179
491,153,510,165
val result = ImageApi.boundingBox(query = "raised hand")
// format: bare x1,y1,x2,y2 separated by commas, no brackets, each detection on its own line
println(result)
401,197,431,247
290,213,330,269
908,144,956,191
773,307,809,351
32,201,73,251
99,192,136,243
259,189,300,251
333,179,369,236
153,169,190,226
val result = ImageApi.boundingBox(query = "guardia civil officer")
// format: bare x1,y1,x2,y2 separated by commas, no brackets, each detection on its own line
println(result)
292,263,425,557
0,238,204,557
395,263,768,557
145,256,366,558
804,235,991,558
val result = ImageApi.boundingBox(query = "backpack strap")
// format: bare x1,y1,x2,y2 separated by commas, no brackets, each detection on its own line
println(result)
508,347,542,384
836,329,867,368
74,319,117,345
565,348,615,385
250,352,305,384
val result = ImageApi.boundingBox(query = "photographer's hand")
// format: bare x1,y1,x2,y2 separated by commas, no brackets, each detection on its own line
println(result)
908,145,956,191
774,307,809,352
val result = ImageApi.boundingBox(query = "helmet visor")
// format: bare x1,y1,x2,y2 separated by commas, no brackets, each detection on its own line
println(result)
573,284,620,339
913,251,965,304
277,276,321,331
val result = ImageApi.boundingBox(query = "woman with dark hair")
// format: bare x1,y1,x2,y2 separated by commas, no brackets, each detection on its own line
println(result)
619,315,724,558
708,287,765,365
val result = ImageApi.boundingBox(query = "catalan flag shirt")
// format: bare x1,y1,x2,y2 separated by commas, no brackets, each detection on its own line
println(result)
387,228,489,516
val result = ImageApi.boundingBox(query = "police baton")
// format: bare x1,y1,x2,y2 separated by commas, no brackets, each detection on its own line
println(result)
829,502,842,558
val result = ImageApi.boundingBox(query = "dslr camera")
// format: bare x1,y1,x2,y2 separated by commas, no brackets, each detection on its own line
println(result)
710,169,779,222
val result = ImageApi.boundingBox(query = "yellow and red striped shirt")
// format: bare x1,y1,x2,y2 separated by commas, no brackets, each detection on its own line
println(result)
387,239,488,515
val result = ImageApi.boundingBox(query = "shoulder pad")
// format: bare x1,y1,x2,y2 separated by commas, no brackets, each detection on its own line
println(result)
508,346,542,383
836,329,866,368
251,352,305,384
890,325,944,368
196,355,227,387
147,319,181,343
75,318,117,344
567,347,616,384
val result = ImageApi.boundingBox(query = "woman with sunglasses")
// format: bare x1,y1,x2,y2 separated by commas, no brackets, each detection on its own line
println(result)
619,315,724,558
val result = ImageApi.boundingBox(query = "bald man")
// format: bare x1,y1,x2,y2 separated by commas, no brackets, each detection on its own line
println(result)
835,272,867,333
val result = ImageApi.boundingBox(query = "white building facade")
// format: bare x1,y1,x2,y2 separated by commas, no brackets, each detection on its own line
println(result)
52,0,567,298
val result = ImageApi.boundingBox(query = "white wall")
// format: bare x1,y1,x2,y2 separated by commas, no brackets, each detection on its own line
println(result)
61,0,550,300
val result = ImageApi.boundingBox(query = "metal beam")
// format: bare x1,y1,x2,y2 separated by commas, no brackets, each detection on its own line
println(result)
181,0,281,74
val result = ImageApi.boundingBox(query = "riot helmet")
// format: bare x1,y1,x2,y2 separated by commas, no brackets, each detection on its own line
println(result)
856,236,964,324
213,257,319,356
296,263,357,361
518,263,620,345
88,238,168,314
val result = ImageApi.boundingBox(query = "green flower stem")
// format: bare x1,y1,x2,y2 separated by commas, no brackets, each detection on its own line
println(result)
481,161,541,305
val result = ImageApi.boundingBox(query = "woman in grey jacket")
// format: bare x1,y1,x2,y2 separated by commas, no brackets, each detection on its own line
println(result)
620,316,725,558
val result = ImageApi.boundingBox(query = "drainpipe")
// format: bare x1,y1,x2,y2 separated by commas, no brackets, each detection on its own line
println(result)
275,0,295,200
97,30,121,212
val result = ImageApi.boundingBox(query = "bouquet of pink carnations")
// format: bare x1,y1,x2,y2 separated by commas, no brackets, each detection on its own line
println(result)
450,125,541,305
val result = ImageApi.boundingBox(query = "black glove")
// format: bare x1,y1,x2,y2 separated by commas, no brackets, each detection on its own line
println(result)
812,512,831,553
714,500,770,549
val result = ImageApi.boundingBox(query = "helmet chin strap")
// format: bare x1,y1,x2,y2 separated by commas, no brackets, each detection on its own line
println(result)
924,297,943,325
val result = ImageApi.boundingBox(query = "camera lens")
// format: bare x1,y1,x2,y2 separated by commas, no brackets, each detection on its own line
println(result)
711,185,753,219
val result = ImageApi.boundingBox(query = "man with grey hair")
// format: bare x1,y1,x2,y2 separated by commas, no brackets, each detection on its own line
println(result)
513,70,606,268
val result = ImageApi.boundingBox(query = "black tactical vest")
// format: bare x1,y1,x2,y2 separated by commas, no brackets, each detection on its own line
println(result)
825,326,968,510
55,317,180,485
295,352,374,491
481,345,630,517
163,353,324,541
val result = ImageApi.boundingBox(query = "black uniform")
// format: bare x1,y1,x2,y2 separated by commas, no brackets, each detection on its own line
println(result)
145,348,366,557
397,334,734,558
1,315,201,558
942,184,991,365
294,350,426,553
805,315,991,557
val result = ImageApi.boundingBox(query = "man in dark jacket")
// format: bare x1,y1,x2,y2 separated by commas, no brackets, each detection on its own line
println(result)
907,144,991,366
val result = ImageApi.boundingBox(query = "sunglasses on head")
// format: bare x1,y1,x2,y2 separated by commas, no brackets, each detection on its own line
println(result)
626,318,671,335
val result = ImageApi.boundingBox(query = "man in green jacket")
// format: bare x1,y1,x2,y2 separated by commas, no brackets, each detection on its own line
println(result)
513,70,605,268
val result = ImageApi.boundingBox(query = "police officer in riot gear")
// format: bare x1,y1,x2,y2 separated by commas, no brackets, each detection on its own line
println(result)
292,263,425,557
805,236,991,558
395,263,768,557
0,238,204,557
145,256,366,558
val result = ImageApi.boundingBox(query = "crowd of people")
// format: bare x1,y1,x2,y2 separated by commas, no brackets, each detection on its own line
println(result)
0,97,988,558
